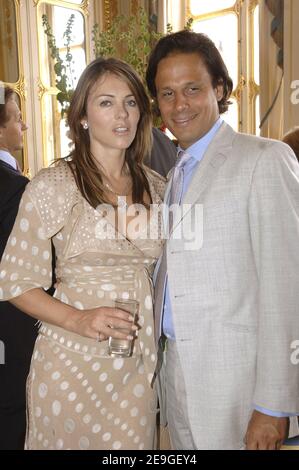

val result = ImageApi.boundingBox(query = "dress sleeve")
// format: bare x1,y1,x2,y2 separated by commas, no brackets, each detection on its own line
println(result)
0,186,53,300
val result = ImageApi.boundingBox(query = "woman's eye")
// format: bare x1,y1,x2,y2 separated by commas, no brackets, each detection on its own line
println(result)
127,99,137,107
99,100,111,107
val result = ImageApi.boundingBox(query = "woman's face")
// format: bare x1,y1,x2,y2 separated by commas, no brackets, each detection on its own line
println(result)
83,73,140,154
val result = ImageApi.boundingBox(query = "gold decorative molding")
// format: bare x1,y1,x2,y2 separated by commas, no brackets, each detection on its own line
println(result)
187,2,238,22
37,78,47,100
24,168,32,179
14,74,26,99
103,0,118,31
234,0,245,16
34,0,88,10
248,0,259,14
233,75,246,101
248,78,260,103
80,0,89,16
12,0,29,174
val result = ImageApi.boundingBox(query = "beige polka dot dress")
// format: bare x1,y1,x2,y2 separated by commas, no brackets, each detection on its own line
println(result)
0,161,166,450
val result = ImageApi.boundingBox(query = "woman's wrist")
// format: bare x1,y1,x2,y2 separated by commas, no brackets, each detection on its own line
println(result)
61,305,82,334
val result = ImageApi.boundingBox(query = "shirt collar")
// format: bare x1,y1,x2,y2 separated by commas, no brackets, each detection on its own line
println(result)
177,117,223,163
0,149,18,170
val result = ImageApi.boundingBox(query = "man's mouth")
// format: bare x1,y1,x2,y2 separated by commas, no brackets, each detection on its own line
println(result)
173,114,198,126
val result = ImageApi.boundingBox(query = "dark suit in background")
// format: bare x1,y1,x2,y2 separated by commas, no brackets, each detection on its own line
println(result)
145,128,177,177
0,160,38,449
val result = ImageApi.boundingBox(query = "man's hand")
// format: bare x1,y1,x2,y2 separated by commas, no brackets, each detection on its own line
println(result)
244,410,289,450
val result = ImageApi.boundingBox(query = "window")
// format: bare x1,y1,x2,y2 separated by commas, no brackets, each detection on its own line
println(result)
187,0,260,134
37,0,89,166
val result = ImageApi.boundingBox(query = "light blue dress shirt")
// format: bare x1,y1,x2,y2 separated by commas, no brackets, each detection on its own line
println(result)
0,149,18,169
162,117,297,419
163,117,223,339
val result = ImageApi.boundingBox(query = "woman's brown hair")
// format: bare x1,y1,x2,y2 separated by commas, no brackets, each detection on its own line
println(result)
67,57,153,208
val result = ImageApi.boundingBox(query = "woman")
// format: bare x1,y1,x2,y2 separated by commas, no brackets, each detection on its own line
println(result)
0,58,165,450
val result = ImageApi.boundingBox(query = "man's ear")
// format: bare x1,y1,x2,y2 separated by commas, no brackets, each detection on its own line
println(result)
215,84,224,102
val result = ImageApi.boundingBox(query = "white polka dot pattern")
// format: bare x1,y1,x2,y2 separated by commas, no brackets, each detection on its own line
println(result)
0,161,165,450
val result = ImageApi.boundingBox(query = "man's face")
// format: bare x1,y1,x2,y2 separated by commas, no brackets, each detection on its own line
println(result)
155,52,223,149
0,98,27,153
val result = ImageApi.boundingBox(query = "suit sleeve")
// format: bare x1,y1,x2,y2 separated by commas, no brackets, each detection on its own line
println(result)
0,174,28,260
249,142,299,413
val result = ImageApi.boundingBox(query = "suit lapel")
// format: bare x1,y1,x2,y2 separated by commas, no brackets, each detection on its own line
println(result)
0,159,19,174
171,122,236,235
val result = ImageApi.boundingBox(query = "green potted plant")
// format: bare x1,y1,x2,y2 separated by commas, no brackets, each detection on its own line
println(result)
42,7,193,120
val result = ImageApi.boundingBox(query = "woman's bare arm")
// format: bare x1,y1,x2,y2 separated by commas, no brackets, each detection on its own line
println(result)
10,288,136,341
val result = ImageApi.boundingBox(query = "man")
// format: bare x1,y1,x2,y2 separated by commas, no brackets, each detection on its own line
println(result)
0,86,37,449
146,30,299,450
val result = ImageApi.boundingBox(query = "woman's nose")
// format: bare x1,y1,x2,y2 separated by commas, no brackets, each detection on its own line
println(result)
21,121,28,131
116,104,129,119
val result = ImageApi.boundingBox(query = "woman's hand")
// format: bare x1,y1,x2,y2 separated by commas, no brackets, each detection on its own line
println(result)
66,306,138,342
9,288,137,343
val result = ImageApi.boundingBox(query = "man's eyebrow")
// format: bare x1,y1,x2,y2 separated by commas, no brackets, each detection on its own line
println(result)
158,81,201,90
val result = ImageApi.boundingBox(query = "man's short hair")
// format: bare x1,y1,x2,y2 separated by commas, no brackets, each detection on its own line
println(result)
146,30,233,114
0,86,16,127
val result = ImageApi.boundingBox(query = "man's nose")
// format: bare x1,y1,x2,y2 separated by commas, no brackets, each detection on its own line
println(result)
174,93,189,112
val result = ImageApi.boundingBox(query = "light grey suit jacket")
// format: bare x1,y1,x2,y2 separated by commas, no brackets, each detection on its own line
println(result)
157,122,299,449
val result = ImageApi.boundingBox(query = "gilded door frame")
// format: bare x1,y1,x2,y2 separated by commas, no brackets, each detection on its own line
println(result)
186,0,260,134
1,0,28,175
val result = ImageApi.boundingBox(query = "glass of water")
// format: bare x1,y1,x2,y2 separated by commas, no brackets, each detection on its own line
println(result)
108,299,139,357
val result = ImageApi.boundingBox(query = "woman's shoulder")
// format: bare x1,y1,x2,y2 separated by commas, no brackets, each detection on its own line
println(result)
25,160,80,236
27,159,78,199
28,159,75,187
